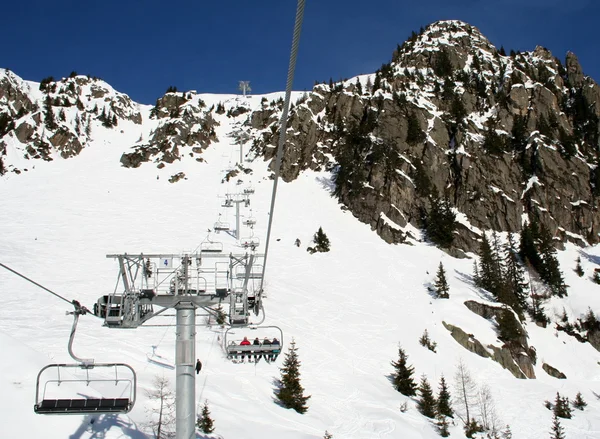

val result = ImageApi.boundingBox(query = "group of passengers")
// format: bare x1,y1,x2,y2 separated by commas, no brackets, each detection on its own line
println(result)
234,336,280,363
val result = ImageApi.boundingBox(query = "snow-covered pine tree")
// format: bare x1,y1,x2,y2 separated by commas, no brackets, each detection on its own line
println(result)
308,227,330,253
573,391,587,410
323,431,333,439
553,392,572,419
575,256,584,277
196,400,215,433
550,412,565,439
417,375,436,418
391,346,417,396
437,375,453,418
434,262,450,298
275,339,311,414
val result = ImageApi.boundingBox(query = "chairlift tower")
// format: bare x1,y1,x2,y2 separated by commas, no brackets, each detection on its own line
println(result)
238,80,251,98
96,251,265,439
222,192,250,239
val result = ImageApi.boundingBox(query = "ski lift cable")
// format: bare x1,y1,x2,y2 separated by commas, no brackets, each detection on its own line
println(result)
259,0,305,292
0,262,99,318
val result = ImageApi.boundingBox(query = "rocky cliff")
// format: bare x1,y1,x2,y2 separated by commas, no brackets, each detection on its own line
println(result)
2,20,600,253
246,20,600,252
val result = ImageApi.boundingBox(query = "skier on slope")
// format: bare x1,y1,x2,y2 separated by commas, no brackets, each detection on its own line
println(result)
195,359,202,374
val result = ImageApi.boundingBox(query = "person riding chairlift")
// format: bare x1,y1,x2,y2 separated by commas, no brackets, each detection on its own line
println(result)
253,337,261,362
239,336,251,362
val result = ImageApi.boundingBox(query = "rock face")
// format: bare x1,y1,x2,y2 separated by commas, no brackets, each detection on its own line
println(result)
542,363,567,379
443,300,537,379
248,20,600,252
120,92,218,168
0,70,142,174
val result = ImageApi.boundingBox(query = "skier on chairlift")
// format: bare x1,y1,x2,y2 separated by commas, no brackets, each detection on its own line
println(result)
253,337,261,362
240,336,251,362
270,337,280,362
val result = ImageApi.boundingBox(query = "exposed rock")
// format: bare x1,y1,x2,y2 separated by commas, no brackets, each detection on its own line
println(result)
248,20,600,253
168,172,186,183
442,321,490,358
542,363,567,379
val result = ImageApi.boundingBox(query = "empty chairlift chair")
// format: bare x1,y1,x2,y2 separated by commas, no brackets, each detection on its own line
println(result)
34,363,136,415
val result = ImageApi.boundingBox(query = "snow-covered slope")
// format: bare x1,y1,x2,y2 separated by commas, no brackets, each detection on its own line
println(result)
2,87,600,439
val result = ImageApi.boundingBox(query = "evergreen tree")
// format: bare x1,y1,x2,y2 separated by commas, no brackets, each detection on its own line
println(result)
196,400,215,433
391,346,417,396
417,375,437,418
419,329,437,352
553,392,572,419
436,414,450,437
323,431,333,439
502,233,528,313
436,375,453,418
423,196,456,248
475,233,500,295
44,95,57,130
550,413,565,439
502,424,513,439
573,392,587,410
520,220,543,273
406,112,426,146
575,256,584,277
593,270,600,284
307,227,330,253
497,308,524,343
434,262,450,298
537,225,568,297
275,339,311,414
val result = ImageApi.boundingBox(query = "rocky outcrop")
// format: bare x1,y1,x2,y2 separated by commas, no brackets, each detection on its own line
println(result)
249,20,600,252
442,300,538,379
442,322,490,358
0,71,142,173
121,93,218,168
542,363,567,379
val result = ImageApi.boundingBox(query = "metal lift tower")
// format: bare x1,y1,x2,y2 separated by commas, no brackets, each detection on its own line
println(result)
95,252,264,439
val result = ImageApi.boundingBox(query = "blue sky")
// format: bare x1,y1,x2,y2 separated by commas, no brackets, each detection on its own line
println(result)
3,1,598,104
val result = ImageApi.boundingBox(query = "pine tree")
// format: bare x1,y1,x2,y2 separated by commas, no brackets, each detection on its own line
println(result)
434,262,450,298
550,413,565,439
475,233,498,294
502,424,513,439
573,391,587,410
308,227,330,253
502,233,528,313
44,95,57,130
537,225,568,297
275,339,310,413
553,392,572,419
417,375,436,418
436,414,450,437
391,346,417,396
196,400,215,433
575,257,584,277
437,375,453,418
323,431,333,439
423,196,456,248
497,307,524,343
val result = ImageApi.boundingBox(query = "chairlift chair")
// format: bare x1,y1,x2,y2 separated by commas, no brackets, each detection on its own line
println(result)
34,363,136,415
240,236,260,250
34,303,137,415
224,326,283,362
214,221,230,232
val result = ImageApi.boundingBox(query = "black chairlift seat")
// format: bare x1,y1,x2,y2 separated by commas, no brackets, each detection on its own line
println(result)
35,397,131,414
34,363,136,416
